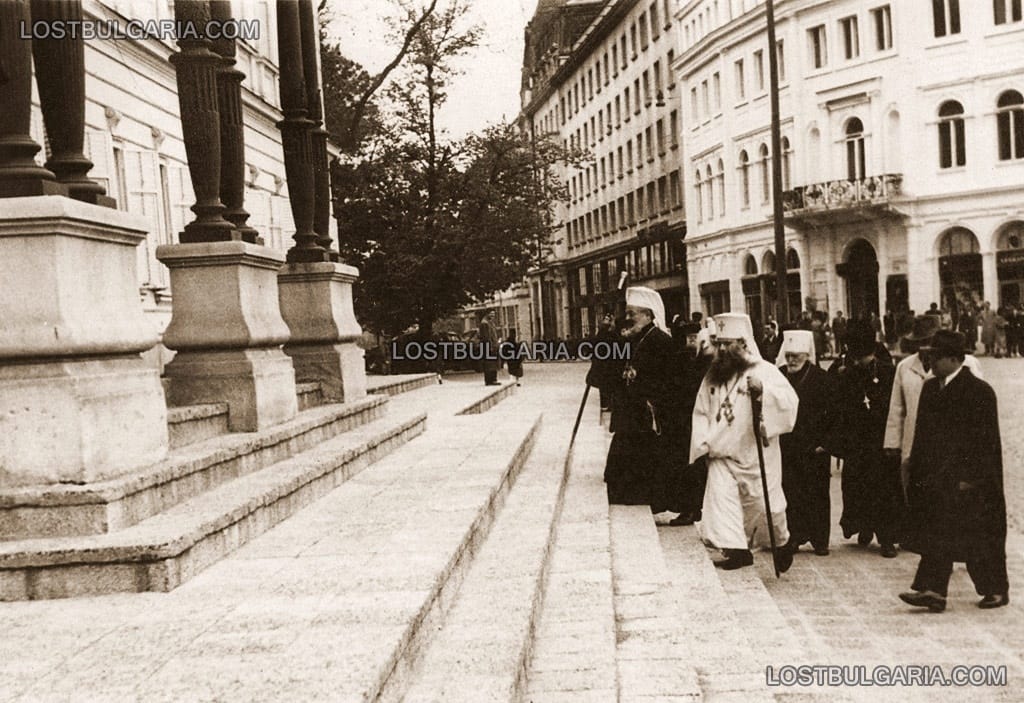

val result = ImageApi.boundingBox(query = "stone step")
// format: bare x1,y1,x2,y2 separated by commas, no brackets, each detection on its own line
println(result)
368,372,439,396
397,397,573,702
166,402,229,450
138,404,542,703
295,381,324,410
455,381,517,415
0,395,388,540
526,399,620,702
0,406,427,600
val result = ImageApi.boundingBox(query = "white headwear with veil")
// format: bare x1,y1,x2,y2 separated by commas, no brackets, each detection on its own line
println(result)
775,329,816,366
625,286,667,332
712,313,762,361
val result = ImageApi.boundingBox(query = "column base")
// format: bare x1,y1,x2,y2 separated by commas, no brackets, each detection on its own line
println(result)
163,348,298,432
285,343,367,403
0,357,168,488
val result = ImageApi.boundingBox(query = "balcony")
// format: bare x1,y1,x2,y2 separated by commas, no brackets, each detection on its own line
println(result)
782,174,905,228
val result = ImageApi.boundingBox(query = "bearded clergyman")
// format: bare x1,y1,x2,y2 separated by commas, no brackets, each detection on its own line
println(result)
690,313,800,572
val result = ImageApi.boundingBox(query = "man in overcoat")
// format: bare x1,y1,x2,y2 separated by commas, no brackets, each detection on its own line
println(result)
479,309,500,386
777,330,837,556
603,287,681,509
900,330,1008,612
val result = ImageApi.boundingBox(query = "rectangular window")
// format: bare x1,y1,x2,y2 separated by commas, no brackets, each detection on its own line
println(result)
667,49,676,88
621,35,629,67
932,0,961,37
808,25,827,68
630,22,638,56
776,40,786,81
634,78,642,112
640,11,649,49
753,49,765,91
612,44,619,76
670,170,681,209
669,109,679,147
615,96,621,126
627,139,634,170
691,87,699,119
734,59,745,100
701,79,710,116
840,16,859,59
645,126,654,160
994,0,1023,23
872,5,893,49
938,118,966,168
643,70,651,104
713,72,721,111
618,146,624,176
656,119,665,154
624,86,631,121
651,3,660,39
603,52,610,85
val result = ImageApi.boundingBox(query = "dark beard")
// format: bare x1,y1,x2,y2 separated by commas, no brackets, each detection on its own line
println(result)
707,349,754,386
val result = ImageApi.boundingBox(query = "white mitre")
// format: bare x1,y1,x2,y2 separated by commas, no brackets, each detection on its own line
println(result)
713,312,762,360
776,329,816,366
625,286,667,331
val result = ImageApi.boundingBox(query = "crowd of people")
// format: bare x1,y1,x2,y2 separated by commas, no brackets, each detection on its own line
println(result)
585,286,1009,613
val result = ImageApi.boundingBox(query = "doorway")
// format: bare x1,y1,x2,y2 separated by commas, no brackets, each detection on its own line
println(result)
840,239,879,321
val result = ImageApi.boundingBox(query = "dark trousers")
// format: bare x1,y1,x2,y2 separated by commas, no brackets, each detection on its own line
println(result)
484,369,498,384
911,551,1009,597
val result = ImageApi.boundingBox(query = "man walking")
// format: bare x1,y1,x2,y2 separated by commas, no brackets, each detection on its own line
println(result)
900,330,1008,612
776,330,837,557
690,313,799,571
479,309,500,386
603,287,680,509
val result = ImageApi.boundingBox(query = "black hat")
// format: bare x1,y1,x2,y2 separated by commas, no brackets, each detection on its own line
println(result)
922,329,966,359
903,314,941,342
845,319,877,356
679,322,701,335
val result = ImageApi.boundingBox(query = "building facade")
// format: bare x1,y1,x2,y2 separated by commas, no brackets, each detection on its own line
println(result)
522,0,689,339
30,0,309,354
673,0,1024,329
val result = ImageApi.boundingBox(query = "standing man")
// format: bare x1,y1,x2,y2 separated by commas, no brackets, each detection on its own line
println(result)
900,330,1008,612
604,287,680,509
832,310,848,357
587,313,622,411
884,314,983,503
479,309,500,386
690,313,799,571
830,319,899,557
776,330,837,557
668,322,712,526
980,301,997,355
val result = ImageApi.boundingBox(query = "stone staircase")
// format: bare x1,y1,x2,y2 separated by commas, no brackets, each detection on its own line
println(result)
0,379,425,600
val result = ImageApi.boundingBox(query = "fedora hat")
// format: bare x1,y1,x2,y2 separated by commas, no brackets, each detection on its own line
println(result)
903,314,940,342
922,329,966,359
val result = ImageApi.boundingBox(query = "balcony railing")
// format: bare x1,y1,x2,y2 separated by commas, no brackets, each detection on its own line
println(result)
783,174,903,213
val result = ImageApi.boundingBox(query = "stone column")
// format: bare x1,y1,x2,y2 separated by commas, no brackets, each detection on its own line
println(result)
159,0,298,430
209,0,260,244
0,198,168,487
30,0,112,206
168,0,234,242
276,0,328,263
0,0,64,198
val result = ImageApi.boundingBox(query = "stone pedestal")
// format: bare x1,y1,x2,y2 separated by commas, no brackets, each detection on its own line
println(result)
157,241,298,431
278,262,367,402
0,197,168,487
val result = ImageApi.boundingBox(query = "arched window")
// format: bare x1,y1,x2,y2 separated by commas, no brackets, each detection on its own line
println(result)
997,90,1024,161
738,150,751,207
715,158,726,216
938,100,966,168
786,248,800,270
705,164,715,220
781,136,792,190
845,117,866,180
998,222,1024,250
938,227,980,256
695,169,704,222
758,143,770,203
744,254,758,276
762,250,777,274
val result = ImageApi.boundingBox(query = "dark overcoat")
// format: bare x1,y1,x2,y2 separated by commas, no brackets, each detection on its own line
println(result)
478,319,500,374
906,369,1005,562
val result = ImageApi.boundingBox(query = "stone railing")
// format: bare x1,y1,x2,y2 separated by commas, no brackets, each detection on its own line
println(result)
783,174,903,213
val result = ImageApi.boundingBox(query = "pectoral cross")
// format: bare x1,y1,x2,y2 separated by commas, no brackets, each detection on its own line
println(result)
716,396,735,425
863,394,871,410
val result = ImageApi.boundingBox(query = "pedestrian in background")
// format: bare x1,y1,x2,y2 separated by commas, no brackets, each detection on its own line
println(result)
900,330,1008,613
832,310,848,357
479,309,500,386
505,329,523,386
980,301,997,355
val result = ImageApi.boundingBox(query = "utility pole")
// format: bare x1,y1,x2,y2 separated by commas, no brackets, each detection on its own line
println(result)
766,0,789,325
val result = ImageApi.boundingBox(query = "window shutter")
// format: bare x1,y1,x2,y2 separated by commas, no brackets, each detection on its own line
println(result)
84,130,114,197
125,148,163,287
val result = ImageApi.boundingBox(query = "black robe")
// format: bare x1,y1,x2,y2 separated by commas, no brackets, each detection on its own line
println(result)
906,369,1006,562
779,363,836,549
604,323,682,508
829,357,899,542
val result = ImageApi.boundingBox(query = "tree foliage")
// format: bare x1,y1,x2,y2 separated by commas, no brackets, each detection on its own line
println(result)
323,1,583,336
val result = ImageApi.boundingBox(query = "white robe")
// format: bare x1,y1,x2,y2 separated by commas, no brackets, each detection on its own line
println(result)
690,359,799,550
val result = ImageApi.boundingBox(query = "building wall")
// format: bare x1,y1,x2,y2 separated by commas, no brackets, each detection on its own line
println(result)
673,0,1024,324
522,0,690,338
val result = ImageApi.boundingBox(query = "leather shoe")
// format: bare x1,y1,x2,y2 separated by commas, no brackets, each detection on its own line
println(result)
857,531,873,546
899,590,946,612
813,546,830,556
880,544,898,558
669,511,701,526
774,548,794,574
714,549,753,570
978,594,1009,609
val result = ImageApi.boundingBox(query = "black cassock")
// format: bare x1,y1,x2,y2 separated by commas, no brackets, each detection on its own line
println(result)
829,357,899,544
906,369,1007,595
779,363,836,551
604,323,682,508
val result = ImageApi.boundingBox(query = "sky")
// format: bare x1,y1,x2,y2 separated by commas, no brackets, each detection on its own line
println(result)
326,0,538,140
